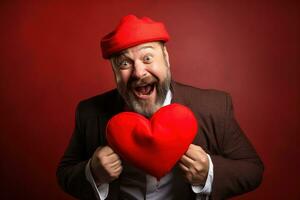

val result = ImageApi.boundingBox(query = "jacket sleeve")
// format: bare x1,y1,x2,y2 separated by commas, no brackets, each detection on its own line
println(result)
56,103,98,200
210,94,264,199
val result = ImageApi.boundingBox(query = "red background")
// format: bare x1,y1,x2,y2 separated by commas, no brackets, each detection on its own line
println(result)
1,1,299,199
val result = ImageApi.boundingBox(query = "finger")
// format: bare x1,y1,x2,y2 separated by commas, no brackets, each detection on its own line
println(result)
189,144,206,153
114,165,123,174
179,162,189,172
101,146,115,156
180,154,194,167
110,159,122,169
186,145,207,161
189,144,200,149
107,153,121,163
186,171,193,181
185,149,202,161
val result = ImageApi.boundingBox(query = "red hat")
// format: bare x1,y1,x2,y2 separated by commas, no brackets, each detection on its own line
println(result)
101,15,170,59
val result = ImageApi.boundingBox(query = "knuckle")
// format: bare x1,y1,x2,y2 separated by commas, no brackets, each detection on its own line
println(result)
96,152,103,159
189,167,196,175
99,156,108,166
100,146,112,154
113,152,119,158
200,155,208,164
96,146,103,151
97,146,105,154
96,149,105,158
194,164,202,173
101,145,109,150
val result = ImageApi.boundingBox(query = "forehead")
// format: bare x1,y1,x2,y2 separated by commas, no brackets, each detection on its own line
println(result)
119,41,162,56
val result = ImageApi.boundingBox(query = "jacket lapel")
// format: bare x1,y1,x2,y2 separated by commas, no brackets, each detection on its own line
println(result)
170,81,208,151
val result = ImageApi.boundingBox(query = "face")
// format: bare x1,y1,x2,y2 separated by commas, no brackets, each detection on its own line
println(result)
111,42,171,117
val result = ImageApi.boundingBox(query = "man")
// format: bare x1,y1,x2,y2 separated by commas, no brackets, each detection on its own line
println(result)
57,15,264,200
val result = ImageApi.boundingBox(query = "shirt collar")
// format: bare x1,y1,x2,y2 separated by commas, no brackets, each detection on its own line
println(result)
162,89,172,106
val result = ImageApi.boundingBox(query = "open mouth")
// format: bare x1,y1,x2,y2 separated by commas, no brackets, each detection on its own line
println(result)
133,83,155,99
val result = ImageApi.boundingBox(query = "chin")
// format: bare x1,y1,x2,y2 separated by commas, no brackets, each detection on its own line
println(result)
131,100,161,118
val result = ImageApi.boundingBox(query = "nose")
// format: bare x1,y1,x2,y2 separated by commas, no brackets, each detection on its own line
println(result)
132,61,148,79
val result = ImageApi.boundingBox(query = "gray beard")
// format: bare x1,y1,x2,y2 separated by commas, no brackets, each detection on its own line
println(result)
117,72,171,118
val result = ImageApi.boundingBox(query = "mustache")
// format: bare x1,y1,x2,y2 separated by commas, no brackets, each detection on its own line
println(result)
129,75,158,88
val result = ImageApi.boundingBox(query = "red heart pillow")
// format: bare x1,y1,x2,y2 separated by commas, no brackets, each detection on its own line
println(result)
106,103,198,179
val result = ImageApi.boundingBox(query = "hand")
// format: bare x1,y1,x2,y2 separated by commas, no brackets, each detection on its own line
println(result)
179,144,209,186
90,146,122,185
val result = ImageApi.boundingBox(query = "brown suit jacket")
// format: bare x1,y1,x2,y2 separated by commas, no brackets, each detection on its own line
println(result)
57,81,264,200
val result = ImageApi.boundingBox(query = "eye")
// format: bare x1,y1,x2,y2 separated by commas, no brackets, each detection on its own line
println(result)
118,60,132,69
143,55,153,63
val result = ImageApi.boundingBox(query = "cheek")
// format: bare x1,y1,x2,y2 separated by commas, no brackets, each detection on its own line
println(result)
118,70,132,84
150,58,169,80
150,65,168,81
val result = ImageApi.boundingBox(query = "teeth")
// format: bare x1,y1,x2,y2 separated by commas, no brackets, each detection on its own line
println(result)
135,84,153,95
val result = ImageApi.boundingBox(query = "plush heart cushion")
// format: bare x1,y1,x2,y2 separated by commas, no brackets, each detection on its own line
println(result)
106,103,198,179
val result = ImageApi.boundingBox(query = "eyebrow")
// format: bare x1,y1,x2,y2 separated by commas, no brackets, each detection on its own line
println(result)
138,45,154,51
114,54,129,65
114,45,154,60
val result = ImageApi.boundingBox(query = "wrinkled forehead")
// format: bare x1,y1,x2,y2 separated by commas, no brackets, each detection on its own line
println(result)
115,41,163,58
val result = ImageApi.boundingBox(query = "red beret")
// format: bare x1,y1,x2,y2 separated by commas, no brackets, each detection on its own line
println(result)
101,15,170,59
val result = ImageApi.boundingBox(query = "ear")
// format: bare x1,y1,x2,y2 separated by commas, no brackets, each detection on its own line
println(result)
163,46,170,68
